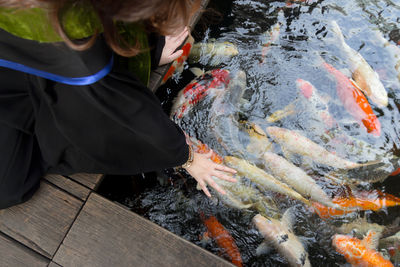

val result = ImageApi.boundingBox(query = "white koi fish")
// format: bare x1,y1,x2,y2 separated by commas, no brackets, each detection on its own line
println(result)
253,208,311,267
224,156,311,206
189,39,239,66
372,30,400,82
263,152,343,210
266,126,375,169
331,20,388,107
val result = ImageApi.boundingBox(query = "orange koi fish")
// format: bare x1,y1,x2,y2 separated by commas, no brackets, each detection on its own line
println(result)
161,35,194,85
333,190,400,212
187,136,223,164
170,69,231,120
322,62,381,136
200,213,243,267
311,202,355,219
312,190,400,219
332,231,394,267
390,167,400,176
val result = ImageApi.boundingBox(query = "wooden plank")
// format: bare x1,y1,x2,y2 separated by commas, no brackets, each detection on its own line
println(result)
67,173,104,190
0,182,83,258
53,193,233,267
48,262,62,267
45,174,91,201
148,71,163,92
0,233,49,267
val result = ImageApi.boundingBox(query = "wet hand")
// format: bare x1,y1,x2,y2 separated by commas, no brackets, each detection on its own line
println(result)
159,27,189,66
184,150,237,198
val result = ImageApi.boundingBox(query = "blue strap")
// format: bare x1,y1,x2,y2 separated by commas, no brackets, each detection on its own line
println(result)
0,54,113,85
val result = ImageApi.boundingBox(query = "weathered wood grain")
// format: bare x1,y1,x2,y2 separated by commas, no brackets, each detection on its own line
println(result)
53,193,233,267
0,233,49,267
67,173,104,190
45,174,91,201
0,182,83,258
48,262,62,267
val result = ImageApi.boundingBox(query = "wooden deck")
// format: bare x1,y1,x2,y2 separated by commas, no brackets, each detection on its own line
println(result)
0,174,232,266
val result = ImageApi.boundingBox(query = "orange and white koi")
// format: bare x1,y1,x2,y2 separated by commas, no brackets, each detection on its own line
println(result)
311,202,356,219
334,190,400,211
332,231,394,267
266,126,371,169
253,209,311,267
311,190,400,219
161,35,194,85
321,62,381,136
331,20,388,107
332,20,388,107
170,69,231,120
296,78,336,129
200,213,243,267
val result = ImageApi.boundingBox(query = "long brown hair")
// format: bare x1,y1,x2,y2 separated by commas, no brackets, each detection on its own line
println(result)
0,0,202,56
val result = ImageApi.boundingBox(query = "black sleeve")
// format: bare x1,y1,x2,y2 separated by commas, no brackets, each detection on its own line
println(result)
148,33,165,69
39,65,189,175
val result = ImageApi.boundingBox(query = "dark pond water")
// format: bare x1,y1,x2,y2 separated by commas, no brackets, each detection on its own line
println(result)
98,0,400,266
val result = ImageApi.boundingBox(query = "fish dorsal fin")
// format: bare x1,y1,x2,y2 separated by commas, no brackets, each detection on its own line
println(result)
189,67,205,77
256,241,274,256
281,207,295,231
362,230,382,250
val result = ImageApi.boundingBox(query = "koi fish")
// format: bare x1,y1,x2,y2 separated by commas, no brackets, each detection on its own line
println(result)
260,20,281,63
338,217,385,239
321,62,381,136
189,39,239,66
161,35,194,85
187,136,223,164
224,156,311,206
253,208,312,267
209,70,247,157
265,99,299,123
332,231,394,267
333,190,400,212
331,20,388,107
211,175,280,218
311,190,400,219
296,78,336,129
243,122,273,162
390,167,400,176
372,30,400,82
266,126,374,169
170,68,231,120
311,202,356,219
263,152,342,210
200,213,243,267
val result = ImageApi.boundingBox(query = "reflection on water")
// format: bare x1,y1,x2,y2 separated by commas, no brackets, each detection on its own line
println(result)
101,0,400,266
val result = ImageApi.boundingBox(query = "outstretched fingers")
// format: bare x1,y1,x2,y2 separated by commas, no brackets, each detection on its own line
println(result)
206,177,227,195
198,180,211,198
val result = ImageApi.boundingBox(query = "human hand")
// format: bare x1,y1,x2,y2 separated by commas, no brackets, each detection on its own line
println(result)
184,150,237,197
159,27,189,66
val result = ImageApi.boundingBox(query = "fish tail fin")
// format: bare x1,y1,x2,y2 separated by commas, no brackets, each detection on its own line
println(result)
330,20,346,46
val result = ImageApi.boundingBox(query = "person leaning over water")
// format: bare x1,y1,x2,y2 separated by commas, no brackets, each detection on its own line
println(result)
0,0,237,209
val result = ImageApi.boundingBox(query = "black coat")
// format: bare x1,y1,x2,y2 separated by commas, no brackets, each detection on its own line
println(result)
0,29,188,208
